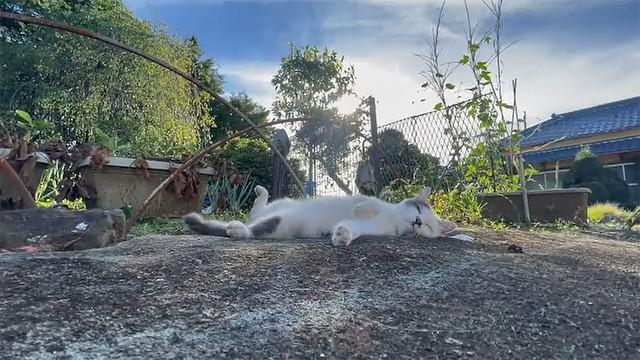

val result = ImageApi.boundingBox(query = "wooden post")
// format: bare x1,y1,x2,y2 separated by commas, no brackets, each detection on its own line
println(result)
512,79,530,223
368,96,382,195
271,129,290,199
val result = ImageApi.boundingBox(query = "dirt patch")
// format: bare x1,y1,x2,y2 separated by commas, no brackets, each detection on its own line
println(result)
1,230,639,359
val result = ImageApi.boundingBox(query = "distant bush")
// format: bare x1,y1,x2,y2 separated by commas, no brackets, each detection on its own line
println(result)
562,146,630,206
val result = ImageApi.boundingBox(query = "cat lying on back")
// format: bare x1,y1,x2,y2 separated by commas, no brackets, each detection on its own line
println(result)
183,185,458,246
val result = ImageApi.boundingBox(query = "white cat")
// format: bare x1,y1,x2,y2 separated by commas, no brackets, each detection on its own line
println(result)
183,185,458,246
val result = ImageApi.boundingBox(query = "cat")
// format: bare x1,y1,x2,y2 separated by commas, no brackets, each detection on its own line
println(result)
183,185,458,246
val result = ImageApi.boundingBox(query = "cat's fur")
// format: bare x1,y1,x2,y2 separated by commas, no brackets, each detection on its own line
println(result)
183,185,457,246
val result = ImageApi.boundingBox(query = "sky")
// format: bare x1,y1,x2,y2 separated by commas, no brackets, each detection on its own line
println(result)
124,0,640,126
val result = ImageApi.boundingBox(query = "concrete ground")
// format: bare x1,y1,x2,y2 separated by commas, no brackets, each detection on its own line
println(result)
1,229,639,359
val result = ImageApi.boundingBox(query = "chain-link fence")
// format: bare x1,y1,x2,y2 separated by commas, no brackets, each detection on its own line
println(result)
291,99,488,198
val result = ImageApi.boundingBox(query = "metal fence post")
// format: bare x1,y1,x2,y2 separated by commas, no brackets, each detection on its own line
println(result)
368,96,383,195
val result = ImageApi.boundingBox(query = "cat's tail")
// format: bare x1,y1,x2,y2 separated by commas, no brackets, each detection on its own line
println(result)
183,213,229,237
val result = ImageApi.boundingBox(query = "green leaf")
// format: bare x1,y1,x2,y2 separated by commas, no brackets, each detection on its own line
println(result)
15,110,33,125
459,54,470,65
94,128,111,147
484,36,491,44
470,43,480,53
476,61,488,71
480,70,491,82
445,83,456,90
434,102,444,111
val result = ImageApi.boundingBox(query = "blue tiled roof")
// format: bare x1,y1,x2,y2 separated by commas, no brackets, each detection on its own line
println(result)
522,136,640,164
520,97,640,148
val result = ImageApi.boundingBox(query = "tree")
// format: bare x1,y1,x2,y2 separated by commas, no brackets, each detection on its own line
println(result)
271,43,355,119
210,93,269,142
0,0,222,157
371,129,442,188
271,43,359,195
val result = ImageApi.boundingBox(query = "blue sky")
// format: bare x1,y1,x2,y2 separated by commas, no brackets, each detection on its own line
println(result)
125,0,640,125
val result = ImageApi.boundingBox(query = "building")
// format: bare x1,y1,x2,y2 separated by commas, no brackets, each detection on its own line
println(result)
519,96,639,204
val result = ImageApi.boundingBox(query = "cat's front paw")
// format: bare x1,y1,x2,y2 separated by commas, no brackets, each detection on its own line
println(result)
226,221,251,238
331,225,353,247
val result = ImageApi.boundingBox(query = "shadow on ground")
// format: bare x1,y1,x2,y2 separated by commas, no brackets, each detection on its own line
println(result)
1,229,639,359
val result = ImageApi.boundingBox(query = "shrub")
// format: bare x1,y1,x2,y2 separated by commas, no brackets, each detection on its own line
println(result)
587,202,632,224
430,187,484,225
219,137,272,191
379,179,423,203
563,147,630,206
380,180,484,225
217,137,305,208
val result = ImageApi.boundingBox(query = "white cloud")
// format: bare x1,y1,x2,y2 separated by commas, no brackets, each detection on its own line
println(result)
219,61,278,107
221,39,639,127
211,0,638,127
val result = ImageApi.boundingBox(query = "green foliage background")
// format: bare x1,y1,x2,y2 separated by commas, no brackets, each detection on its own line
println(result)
0,0,222,157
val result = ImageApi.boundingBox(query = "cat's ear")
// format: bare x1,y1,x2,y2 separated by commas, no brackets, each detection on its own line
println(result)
439,219,457,235
417,187,431,201
352,200,381,219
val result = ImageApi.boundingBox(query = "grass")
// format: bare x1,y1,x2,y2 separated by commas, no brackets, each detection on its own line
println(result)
587,202,632,224
128,210,248,237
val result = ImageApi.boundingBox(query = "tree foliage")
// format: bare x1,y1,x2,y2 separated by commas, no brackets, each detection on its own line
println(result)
271,43,360,194
210,93,269,142
271,43,355,120
0,0,222,157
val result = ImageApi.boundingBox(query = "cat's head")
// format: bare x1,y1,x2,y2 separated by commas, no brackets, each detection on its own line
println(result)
400,187,457,238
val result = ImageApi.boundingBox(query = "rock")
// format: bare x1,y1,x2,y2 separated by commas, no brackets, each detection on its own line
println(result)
0,207,126,251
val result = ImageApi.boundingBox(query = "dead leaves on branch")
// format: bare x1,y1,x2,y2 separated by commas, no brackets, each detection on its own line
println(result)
167,165,201,201
56,178,97,207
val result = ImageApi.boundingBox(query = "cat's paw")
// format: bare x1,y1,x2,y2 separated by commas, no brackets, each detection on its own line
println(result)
331,225,353,247
226,221,251,238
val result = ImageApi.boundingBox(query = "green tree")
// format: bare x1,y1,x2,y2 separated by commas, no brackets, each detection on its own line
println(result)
271,43,355,119
210,93,269,142
271,43,358,194
0,0,222,157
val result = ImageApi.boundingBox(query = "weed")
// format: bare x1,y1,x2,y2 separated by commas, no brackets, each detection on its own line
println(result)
587,203,632,224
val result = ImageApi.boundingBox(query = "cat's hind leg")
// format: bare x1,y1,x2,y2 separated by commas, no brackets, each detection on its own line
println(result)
249,185,269,220
249,216,281,238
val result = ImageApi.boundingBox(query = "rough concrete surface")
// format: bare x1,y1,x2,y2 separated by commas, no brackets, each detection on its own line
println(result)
1,229,639,359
